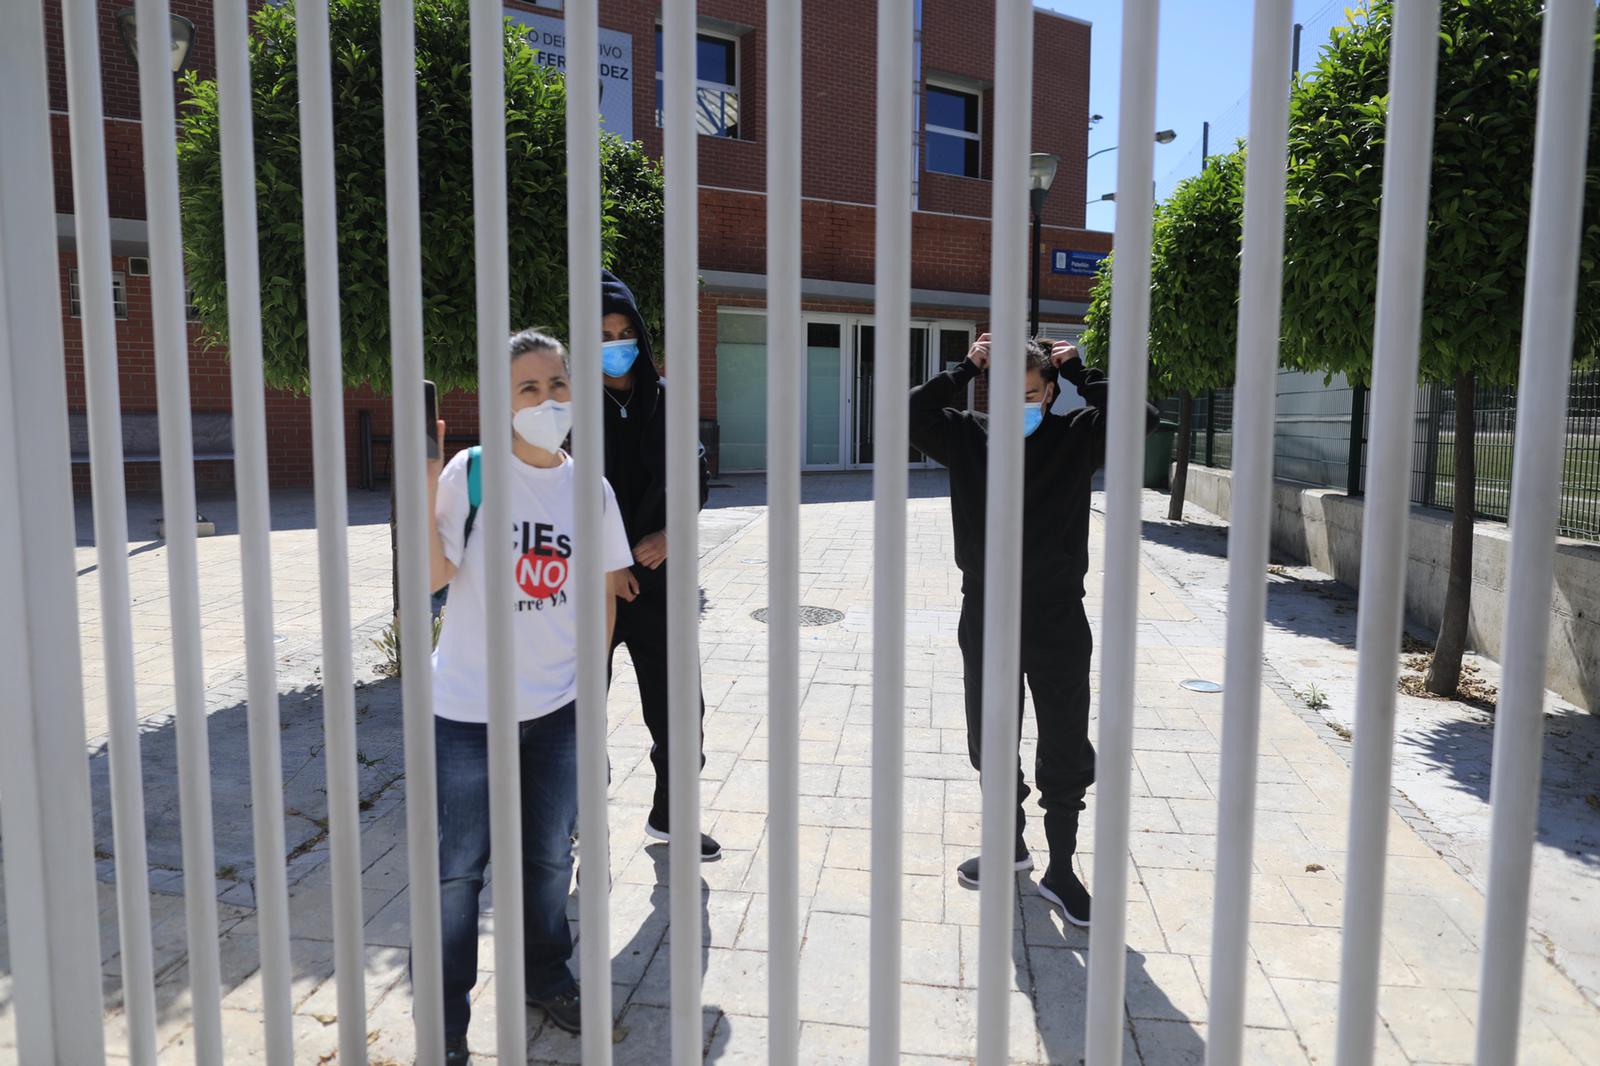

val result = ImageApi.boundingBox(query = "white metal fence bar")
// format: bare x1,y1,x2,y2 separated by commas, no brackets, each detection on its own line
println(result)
1084,2,1161,1062
663,3,706,1059
215,1,297,1059
870,0,913,1059
0,3,108,1060
469,0,526,1058
379,1,445,1059
62,0,160,1060
136,1,228,1059
1204,3,1293,1062
1334,3,1442,1064
972,0,1032,1061
1474,4,1597,1062
295,2,370,1058
765,0,804,1062
565,1,615,1060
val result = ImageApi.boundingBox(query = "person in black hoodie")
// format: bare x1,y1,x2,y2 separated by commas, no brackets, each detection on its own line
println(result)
909,332,1158,926
597,271,721,860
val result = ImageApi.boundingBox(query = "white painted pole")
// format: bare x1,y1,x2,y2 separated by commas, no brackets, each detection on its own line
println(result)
565,1,615,1060
1474,4,1597,1063
1334,4,1442,1064
1084,1,1160,1062
870,0,913,1061
214,1,296,1061
766,1,804,1063
294,3,370,1059
61,1,160,1061
1204,4,1293,1063
0,2,110,1060
136,1,227,1059
469,1,526,1059
662,3,706,1060
378,1,445,1060
973,1,1032,1062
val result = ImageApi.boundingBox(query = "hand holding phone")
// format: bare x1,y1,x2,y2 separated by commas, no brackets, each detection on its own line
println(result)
424,380,440,461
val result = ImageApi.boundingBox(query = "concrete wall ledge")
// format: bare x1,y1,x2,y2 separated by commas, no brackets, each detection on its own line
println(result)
1179,464,1600,713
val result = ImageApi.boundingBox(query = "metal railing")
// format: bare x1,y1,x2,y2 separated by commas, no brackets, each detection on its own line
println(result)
0,2,1593,1065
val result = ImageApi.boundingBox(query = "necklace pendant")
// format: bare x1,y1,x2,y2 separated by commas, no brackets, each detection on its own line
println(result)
621,407,628,419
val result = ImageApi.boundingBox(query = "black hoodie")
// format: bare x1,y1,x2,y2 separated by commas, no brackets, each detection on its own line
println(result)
909,358,1159,600
597,271,709,589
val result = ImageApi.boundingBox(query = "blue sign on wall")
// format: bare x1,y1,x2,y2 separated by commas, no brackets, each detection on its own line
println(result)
1052,249,1109,277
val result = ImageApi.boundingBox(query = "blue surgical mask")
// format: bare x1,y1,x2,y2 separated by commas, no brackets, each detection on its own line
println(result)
601,338,640,377
1023,404,1046,438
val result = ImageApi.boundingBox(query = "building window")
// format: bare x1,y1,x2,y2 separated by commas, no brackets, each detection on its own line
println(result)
925,82,981,178
655,29,740,138
69,269,128,320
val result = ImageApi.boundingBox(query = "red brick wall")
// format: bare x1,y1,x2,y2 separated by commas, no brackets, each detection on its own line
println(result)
48,0,1099,489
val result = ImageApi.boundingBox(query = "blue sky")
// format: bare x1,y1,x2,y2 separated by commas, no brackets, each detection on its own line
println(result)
1038,0,1350,231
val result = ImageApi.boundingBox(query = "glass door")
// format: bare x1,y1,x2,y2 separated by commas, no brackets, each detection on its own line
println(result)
851,323,932,466
803,321,845,467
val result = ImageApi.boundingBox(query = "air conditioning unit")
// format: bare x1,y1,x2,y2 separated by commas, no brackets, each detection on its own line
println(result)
128,256,150,277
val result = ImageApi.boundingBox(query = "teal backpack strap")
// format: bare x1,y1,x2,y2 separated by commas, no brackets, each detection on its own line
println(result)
463,445,483,546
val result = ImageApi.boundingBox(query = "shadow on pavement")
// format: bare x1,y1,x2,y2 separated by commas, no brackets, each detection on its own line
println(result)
1404,714,1600,870
1016,888,1206,1065
74,488,396,547
85,676,409,888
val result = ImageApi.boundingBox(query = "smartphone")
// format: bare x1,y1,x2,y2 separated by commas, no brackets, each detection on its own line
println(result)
424,380,439,460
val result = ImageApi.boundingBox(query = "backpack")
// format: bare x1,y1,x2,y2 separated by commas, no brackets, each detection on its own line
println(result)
463,445,483,547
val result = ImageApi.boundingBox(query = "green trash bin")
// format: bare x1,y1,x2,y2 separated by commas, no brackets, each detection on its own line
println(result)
1143,421,1179,490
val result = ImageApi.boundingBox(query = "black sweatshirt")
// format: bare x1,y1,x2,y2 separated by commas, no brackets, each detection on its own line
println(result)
908,358,1159,599
596,272,710,593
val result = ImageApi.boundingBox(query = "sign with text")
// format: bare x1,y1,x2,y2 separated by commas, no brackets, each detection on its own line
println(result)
1052,249,1109,277
504,9,634,141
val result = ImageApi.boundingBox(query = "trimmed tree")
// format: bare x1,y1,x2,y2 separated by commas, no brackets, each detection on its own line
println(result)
1280,0,1600,694
1081,148,1247,520
177,0,666,393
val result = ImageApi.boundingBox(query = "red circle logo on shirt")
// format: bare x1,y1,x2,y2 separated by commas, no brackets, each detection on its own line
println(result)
515,549,568,599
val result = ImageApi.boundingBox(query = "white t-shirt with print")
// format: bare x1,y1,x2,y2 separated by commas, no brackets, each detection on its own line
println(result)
432,448,634,723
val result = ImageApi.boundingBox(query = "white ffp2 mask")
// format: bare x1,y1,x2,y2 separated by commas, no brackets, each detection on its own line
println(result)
512,400,572,452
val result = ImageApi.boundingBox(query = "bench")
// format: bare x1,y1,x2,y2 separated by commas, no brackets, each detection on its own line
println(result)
68,410,235,466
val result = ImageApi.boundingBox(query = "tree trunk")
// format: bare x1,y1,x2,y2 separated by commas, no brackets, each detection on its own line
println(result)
1425,371,1476,696
1168,389,1193,521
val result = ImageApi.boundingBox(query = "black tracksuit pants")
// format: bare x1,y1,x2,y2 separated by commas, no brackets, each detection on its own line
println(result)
608,580,705,818
957,588,1096,869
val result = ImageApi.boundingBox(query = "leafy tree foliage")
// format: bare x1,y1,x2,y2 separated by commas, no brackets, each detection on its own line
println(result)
177,0,666,393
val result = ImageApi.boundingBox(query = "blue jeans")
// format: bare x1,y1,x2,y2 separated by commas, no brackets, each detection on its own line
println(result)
422,705,578,1040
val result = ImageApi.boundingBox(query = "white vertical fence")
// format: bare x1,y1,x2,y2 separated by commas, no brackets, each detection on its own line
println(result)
1473,4,1597,1065
0,0,1589,1063
765,0,804,1063
870,0,913,1060
1086,2,1160,1063
1334,4,1442,1064
1204,3,1293,1064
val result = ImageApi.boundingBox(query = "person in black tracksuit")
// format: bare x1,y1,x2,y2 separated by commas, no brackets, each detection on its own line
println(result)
909,333,1158,925
597,272,721,860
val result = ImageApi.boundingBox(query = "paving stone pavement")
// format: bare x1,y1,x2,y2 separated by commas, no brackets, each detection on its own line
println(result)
1,473,1597,1064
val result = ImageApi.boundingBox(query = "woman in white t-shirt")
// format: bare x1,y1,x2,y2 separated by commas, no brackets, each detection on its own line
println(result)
418,330,635,1061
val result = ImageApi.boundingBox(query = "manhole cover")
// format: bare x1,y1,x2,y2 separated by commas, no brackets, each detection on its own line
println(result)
752,606,844,627
1180,679,1222,693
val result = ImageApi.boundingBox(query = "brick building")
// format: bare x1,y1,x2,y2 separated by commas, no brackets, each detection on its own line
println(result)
48,0,1105,486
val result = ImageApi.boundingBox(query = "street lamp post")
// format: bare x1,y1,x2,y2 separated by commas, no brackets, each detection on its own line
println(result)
1028,153,1059,337
115,9,197,74
1085,128,1177,163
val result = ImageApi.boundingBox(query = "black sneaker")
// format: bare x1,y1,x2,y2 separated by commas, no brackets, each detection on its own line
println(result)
955,841,1033,888
1038,866,1091,927
443,1033,470,1065
645,810,723,861
530,986,582,1035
